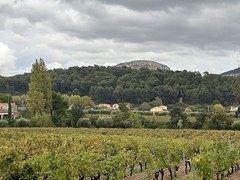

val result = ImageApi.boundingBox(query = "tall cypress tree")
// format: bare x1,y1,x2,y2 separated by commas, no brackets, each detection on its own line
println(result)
26,59,52,117
8,95,12,119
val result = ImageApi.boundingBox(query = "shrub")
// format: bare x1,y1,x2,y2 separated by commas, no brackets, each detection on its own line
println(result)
96,117,113,128
7,118,16,126
155,111,169,116
76,118,91,128
0,120,9,127
87,109,111,115
15,118,31,127
31,113,53,127
231,121,240,130
89,115,99,127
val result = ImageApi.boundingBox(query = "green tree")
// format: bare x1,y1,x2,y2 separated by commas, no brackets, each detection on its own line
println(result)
169,106,188,129
194,112,208,129
70,101,85,128
139,102,151,111
113,103,132,128
26,59,52,125
208,104,232,130
51,91,68,127
0,93,8,102
149,97,163,107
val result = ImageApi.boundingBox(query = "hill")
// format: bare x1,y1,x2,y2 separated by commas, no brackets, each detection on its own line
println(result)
0,65,238,105
115,60,170,70
221,67,240,76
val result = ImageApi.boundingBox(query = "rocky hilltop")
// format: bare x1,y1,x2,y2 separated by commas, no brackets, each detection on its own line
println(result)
115,60,170,70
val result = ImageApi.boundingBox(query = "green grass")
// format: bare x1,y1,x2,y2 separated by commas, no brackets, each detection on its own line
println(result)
143,115,171,122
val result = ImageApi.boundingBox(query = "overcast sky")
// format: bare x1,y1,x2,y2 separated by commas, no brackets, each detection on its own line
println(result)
1,0,240,76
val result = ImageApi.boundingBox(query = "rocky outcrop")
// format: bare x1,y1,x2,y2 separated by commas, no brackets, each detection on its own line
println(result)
115,60,170,70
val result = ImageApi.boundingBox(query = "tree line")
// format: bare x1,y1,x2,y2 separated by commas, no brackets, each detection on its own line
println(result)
1,61,240,106
1,59,239,130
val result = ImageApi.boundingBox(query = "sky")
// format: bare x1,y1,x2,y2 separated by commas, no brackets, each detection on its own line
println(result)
1,0,240,76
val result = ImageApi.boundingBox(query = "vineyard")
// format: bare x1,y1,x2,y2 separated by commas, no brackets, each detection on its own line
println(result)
1,128,240,179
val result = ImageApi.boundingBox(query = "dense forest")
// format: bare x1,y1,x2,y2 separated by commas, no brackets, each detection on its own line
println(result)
0,65,240,105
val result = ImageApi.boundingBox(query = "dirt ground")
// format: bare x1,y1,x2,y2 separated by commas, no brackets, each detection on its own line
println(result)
124,166,240,180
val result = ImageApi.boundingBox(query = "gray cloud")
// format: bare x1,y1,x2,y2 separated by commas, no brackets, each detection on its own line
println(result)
0,0,239,76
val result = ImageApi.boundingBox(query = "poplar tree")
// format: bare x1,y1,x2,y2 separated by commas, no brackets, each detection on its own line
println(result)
26,59,52,118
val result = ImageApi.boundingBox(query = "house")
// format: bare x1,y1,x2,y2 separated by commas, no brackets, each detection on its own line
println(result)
0,103,19,119
99,103,111,109
150,105,168,113
230,106,238,112
111,104,119,110
99,103,119,110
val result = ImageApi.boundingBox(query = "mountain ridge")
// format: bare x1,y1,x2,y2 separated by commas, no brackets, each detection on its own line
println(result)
221,67,240,76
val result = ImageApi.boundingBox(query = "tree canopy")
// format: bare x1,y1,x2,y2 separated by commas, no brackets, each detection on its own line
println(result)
0,65,239,105
26,59,52,117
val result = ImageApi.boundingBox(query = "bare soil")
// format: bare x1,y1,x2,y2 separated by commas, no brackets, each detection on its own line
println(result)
124,166,240,180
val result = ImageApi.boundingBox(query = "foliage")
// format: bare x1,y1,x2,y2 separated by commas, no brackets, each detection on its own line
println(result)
231,120,240,130
26,59,52,117
8,95,12,119
193,112,208,129
149,97,163,107
0,93,8,102
51,91,68,126
138,102,151,111
113,103,132,128
31,113,52,127
96,117,113,128
15,118,30,127
12,95,26,107
88,115,99,127
169,106,188,128
0,120,9,127
208,104,233,130
0,66,238,105
76,118,91,128
69,104,84,128
7,118,16,126
1,128,240,179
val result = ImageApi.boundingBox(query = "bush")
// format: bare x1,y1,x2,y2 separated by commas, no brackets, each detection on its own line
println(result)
155,111,169,116
0,120,9,127
7,118,16,126
89,115,99,127
231,121,240,130
87,109,111,115
15,118,31,127
31,113,53,127
76,118,91,128
96,117,113,128
136,111,153,116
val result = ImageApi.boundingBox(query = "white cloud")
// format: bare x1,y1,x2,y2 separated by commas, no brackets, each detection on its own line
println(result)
0,42,16,76
0,0,240,75
46,62,64,70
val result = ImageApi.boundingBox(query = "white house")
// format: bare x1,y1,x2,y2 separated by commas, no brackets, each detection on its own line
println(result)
150,105,168,113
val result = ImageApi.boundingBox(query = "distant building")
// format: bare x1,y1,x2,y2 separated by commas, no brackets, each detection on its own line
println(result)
99,103,111,109
230,106,238,112
0,103,19,119
111,104,119,110
99,103,119,110
150,105,168,113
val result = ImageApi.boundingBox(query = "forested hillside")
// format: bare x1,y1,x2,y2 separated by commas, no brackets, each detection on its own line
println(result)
0,66,239,105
